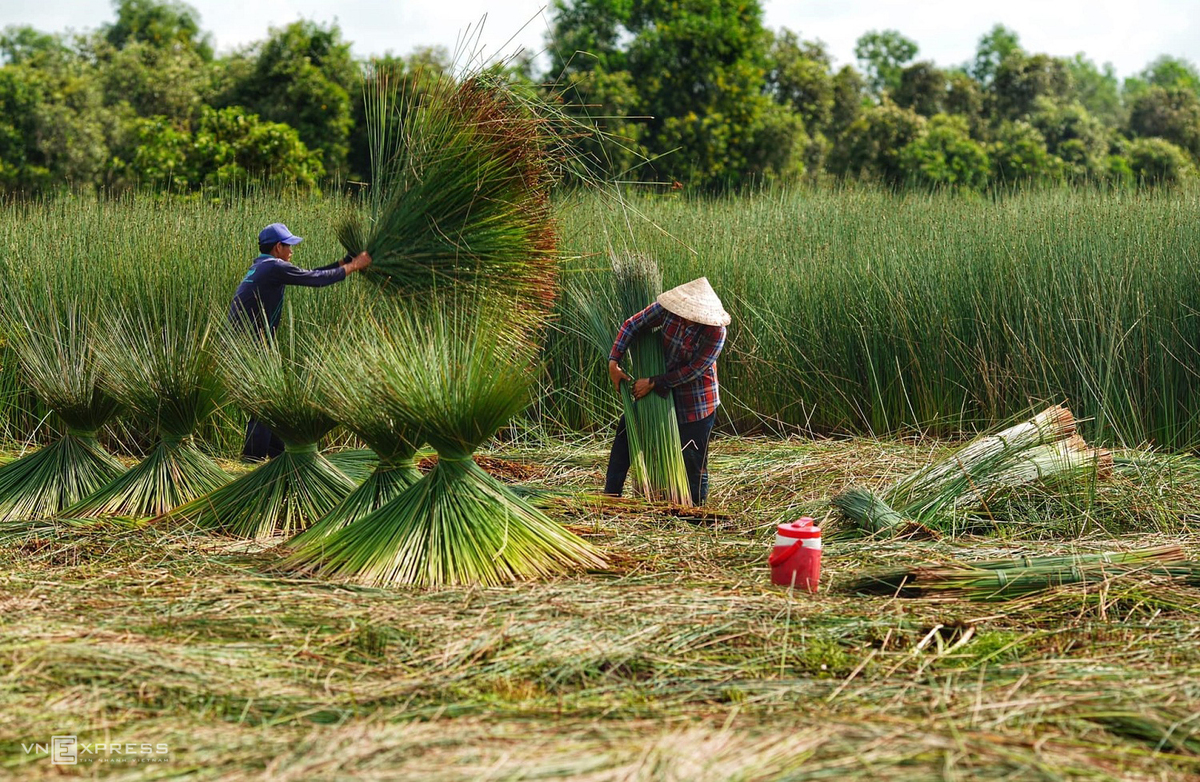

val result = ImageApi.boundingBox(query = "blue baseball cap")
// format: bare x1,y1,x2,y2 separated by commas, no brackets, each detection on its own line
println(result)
258,223,303,246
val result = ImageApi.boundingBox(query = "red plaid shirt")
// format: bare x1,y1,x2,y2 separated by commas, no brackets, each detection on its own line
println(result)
609,302,726,423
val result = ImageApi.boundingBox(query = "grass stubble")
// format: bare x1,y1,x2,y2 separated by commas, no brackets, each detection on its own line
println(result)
2,435,1200,780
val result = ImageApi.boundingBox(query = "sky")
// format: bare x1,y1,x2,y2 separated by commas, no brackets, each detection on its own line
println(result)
1,0,1197,78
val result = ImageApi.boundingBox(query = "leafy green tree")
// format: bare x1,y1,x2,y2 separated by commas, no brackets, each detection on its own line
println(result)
192,105,323,188
829,100,925,185
972,24,1021,86
945,71,986,137
766,29,833,132
219,21,358,177
31,95,112,187
404,45,453,74
991,52,1072,120
1028,98,1109,180
1065,54,1123,127
0,46,121,191
1124,55,1200,100
624,0,765,121
546,0,632,75
120,115,189,186
893,61,946,117
104,0,213,60
115,106,323,191
1127,86,1200,159
854,29,918,95
988,120,1059,184
554,66,645,181
584,0,806,189
1127,137,1193,185
900,113,990,189
764,29,836,176
1104,154,1134,188
829,65,867,137
0,26,69,66
0,64,52,189
96,40,210,125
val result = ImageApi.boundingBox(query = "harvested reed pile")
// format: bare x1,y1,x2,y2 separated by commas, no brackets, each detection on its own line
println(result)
833,406,1111,536
0,300,123,520
287,299,605,587
161,315,355,538
847,545,1188,600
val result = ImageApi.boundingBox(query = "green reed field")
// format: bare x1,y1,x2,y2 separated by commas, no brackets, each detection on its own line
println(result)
3,185,1200,452
553,187,1200,448
4,188,1200,779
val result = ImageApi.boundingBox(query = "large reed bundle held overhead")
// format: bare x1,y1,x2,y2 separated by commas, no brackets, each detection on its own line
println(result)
0,300,123,521
66,297,226,517
161,314,355,538
287,299,605,587
338,68,560,309
567,254,691,505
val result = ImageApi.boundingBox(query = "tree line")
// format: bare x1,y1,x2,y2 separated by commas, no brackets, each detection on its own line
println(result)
3,0,1200,194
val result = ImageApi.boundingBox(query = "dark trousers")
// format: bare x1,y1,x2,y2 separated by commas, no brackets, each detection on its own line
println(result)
243,418,284,461
604,411,716,505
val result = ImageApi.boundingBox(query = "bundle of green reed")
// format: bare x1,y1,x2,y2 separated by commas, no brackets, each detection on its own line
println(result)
66,295,226,517
286,298,605,587
847,545,1185,600
565,253,692,505
338,66,560,310
833,406,1106,535
299,317,424,537
0,299,123,520
160,313,355,538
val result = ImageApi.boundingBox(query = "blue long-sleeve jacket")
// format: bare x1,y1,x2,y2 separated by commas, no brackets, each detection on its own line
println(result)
228,254,348,333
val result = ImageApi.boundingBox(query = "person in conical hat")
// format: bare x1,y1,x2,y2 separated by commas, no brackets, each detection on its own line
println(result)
605,277,730,505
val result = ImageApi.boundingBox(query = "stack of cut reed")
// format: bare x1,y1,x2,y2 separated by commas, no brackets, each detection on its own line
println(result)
286,298,606,586
847,545,1194,601
833,406,1111,536
0,295,123,521
160,314,356,539
282,64,604,584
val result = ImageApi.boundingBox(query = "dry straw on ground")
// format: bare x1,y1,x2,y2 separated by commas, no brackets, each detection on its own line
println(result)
3,435,1200,780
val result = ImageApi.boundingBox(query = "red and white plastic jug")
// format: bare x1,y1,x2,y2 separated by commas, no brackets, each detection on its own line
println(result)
769,517,822,591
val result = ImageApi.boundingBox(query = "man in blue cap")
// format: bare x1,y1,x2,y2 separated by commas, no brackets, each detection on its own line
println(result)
229,222,372,460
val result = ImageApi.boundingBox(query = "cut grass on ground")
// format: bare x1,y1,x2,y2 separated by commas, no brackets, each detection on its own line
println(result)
2,435,1199,780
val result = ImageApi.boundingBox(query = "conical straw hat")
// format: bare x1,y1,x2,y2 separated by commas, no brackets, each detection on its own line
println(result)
657,277,730,327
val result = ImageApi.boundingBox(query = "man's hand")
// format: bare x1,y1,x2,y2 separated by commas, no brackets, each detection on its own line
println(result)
632,378,655,400
345,251,372,274
608,359,632,393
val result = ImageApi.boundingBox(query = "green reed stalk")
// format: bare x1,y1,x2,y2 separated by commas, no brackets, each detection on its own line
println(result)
299,314,424,537
847,545,1185,599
